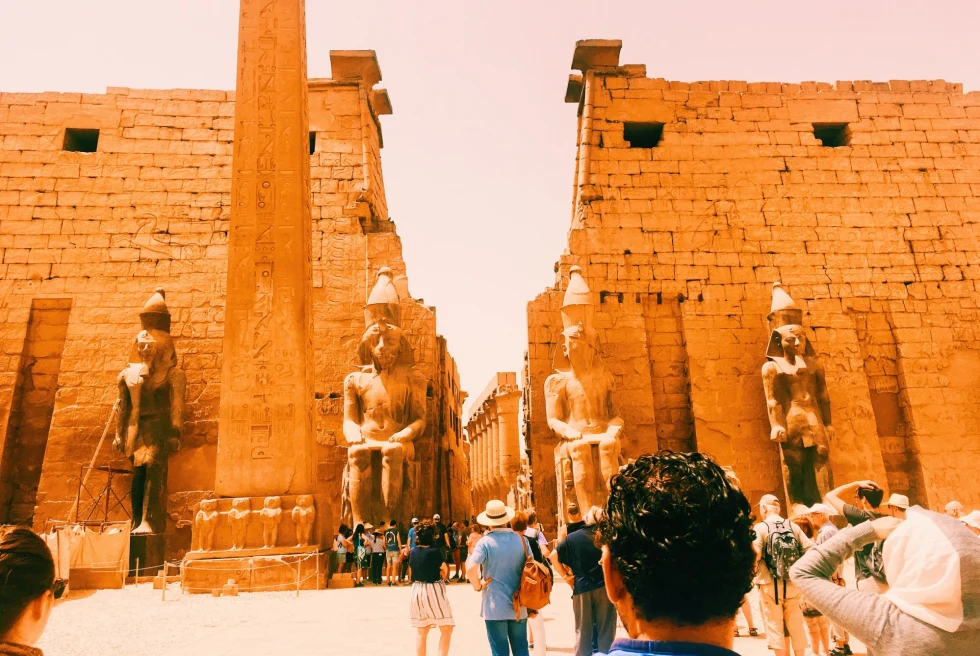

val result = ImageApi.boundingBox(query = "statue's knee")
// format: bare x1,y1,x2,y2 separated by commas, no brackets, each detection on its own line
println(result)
599,435,619,453
381,442,403,462
349,445,371,469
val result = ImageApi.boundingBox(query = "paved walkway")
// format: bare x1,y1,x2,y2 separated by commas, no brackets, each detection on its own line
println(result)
38,579,856,656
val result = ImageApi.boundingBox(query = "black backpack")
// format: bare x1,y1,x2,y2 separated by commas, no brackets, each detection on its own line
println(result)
764,518,803,602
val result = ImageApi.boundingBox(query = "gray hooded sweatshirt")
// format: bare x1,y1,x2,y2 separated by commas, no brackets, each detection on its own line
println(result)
790,509,980,655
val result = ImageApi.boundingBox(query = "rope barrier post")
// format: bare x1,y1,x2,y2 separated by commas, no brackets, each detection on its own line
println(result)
135,557,140,586
161,562,168,602
296,558,301,598
315,551,320,590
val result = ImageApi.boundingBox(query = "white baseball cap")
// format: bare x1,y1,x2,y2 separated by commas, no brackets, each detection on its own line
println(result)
411,517,418,524
433,514,441,520
809,503,836,516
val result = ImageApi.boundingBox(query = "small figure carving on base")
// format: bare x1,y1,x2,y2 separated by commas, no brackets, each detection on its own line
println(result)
194,499,219,552
258,496,282,548
227,497,251,550
292,495,316,547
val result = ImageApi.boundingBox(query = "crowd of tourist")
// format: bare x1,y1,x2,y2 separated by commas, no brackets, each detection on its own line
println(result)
4,454,980,656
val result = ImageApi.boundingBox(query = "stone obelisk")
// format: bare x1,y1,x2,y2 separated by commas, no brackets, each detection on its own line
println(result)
216,0,315,497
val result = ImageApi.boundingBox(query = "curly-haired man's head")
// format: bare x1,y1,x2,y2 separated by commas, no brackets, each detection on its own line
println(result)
597,452,756,638
415,520,435,547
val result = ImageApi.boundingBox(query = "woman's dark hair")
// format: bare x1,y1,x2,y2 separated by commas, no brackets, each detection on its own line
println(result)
415,520,435,547
512,511,529,533
353,524,364,537
0,526,56,637
597,451,756,627
338,523,351,538
794,516,815,540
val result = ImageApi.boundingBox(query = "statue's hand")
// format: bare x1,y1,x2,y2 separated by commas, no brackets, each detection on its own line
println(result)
346,432,366,445
112,436,124,453
770,426,787,443
390,428,414,443
563,427,582,441
606,424,623,440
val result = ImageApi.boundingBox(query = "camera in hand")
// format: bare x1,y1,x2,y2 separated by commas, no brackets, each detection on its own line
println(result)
857,486,884,508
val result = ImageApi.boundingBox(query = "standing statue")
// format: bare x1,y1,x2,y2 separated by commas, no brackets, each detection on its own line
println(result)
114,288,185,535
194,499,219,552
291,495,316,547
545,266,624,525
343,267,426,528
762,282,834,507
227,498,251,550
258,496,282,548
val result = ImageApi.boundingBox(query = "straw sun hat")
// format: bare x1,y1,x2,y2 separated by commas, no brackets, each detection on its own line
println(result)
477,500,515,527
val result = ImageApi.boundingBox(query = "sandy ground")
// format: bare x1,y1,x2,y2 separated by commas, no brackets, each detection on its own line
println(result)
38,580,862,656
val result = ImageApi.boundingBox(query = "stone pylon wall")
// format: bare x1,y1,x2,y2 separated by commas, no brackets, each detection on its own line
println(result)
0,52,467,555
526,40,980,528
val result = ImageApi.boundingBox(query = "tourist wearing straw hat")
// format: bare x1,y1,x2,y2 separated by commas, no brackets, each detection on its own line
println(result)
466,500,531,656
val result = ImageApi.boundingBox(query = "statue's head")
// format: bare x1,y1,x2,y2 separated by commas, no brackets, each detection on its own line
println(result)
232,498,250,511
773,324,806,358
135,329,176,373
296,495,314,509
561,323,599,370
363,320,404,370
200,499,217,512
359,267,414,369
556,266,602,373
264,496,281,509
766,282,814,363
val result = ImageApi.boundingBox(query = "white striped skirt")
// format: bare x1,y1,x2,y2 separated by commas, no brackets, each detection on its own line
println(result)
409,580,455,627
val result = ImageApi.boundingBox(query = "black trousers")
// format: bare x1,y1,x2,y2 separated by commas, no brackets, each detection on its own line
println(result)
371,553,384,584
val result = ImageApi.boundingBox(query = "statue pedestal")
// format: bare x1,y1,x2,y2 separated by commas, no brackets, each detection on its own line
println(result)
181,495,322,593
181,550,324,594
130,533,166,577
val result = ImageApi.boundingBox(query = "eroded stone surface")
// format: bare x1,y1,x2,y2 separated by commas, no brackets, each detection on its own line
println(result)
526,39,979,528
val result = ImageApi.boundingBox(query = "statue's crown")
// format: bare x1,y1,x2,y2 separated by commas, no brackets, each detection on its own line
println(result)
140,287,171,332
561,266,593,332
767,282,803,330
364,266,401,327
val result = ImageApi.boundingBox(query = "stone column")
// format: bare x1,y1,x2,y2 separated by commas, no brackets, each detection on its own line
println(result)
496,390,521,496
215,0,316,497
490,404,502,500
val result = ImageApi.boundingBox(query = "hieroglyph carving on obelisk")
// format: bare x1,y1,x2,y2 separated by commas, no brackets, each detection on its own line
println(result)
216,0,316,497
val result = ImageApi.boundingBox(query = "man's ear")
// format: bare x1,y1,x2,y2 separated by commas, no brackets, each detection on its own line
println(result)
600,545,626,604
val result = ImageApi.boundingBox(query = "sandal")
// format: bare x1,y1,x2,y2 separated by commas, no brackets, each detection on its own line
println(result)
734,629,740,637
749,628,759,637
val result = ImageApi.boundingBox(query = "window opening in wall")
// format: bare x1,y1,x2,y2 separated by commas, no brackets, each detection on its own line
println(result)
812,123,850,148
309,131,317,155
63,128,99,153
623,122,664,148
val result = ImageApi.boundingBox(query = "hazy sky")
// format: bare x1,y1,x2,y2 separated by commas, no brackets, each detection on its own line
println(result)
2,1,978,411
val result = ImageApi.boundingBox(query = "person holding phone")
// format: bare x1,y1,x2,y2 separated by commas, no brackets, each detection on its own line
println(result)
825,480,907,594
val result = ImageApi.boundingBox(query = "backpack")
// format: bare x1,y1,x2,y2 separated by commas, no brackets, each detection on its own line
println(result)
384,529,398,551
512,534,552,618
868,541,887,583
763,518,803,602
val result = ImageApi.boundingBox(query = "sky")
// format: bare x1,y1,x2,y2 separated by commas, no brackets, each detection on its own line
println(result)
2,0,978,413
